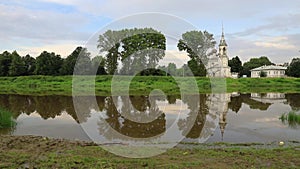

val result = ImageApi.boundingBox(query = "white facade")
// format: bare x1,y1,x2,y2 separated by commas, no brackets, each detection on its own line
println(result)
250,65,287,78
207,29,231,77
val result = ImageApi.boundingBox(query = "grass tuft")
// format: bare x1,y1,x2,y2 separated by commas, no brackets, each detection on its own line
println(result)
280,111,300,128
0,107,16,129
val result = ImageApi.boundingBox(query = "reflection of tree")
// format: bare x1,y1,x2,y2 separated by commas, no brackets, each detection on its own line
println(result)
0,95,98,123
97,96,166,140
228,96,242,113
228,94,271,111
35,96,64,119
285,94,300,111
178,94,208,139
167,95,178,104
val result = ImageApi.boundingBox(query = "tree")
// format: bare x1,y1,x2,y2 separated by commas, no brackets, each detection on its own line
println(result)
286,58,300,77
91,55,107,75
228,56,243,73
35,51,63,75
60,46,82,75
166,63,177,75
60,46,92,75
187,59,207,76
98,28,166,75
73,48,92,75
0,51,12,76
177,30,216,77
23,54,36,75
137,68,167,76
97,30,124,75
241,56,274,77
9,51,26,76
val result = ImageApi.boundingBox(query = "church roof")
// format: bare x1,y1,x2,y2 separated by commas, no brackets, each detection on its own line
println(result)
219,28,227,46
251,65,287,71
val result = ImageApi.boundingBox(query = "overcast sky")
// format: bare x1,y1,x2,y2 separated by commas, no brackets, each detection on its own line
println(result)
1,0,300,64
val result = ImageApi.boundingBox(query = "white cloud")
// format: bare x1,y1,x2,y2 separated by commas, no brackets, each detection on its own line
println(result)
0,3,89,41
158,50,189,67
18,42,82,57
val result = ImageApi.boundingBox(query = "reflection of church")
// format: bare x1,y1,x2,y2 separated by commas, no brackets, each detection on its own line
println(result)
208,93,232,140
207,27,231,77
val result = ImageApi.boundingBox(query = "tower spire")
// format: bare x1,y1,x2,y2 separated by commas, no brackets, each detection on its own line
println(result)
222,22,224,37
219,22,227,47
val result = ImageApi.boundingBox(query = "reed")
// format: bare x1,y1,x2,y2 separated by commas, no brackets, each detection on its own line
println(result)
0,107,16,129
280,111,300,128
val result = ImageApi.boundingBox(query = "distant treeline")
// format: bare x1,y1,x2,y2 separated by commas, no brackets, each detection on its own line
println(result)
0,47,107,76
0,27,299,77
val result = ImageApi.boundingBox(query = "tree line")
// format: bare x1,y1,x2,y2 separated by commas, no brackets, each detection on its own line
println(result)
0,47,107,76
0,27,299,77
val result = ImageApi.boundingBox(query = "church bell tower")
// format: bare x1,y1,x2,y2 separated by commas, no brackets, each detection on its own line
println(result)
218,24,231,77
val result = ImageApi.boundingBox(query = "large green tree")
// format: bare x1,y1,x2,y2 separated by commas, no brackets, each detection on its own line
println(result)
241,56,274,77
286,58,300,77
177,30,216,77
98,28,166,75
35,51,63,75
228,56,243,73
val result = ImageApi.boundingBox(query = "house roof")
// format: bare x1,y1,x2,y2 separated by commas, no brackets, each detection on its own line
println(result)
251,65,287,71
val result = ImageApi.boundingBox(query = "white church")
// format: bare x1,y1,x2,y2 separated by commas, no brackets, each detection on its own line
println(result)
207,28,232,78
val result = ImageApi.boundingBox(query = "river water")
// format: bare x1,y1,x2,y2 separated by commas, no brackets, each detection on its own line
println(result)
0,93,299,143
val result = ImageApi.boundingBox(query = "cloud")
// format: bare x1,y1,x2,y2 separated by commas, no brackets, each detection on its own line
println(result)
228,35,300,64
254,36,297,50
0,3,89,41
158,50,189,67
17,42,82,57
234,13,300,37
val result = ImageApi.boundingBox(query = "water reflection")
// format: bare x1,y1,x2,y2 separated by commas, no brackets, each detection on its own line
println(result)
0,93,299,143
97,96,166,139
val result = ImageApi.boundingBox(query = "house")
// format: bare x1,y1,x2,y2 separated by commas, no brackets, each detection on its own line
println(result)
250,65,287,78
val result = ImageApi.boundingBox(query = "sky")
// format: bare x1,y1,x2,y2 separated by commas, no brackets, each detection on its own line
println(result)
1,0,300,64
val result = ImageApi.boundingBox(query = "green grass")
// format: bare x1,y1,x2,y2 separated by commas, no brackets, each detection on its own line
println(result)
0,107,16,129
1,135,300,168
0,76,300,96
280,111,300,128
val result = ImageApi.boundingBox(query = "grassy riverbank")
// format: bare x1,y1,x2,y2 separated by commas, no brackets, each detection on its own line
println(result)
0,76,300,96
0,135,299,168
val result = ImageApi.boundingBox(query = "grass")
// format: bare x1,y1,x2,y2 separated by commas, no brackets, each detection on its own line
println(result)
0,107,16,129
280,111,300,128
0,135,299,168
0,76,300,96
